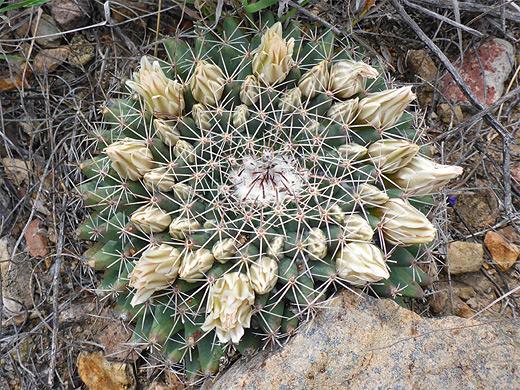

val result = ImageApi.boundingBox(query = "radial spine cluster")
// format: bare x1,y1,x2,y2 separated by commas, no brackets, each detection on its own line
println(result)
76,14,462,383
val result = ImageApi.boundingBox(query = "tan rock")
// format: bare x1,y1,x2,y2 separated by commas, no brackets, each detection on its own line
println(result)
34,47,70,74
77,351,136,390
484,231,519,271
447,241,484,274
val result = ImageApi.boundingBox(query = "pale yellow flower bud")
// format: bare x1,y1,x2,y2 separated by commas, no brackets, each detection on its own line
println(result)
329,60,378,98
126,57,185,118
169,217,200,239
192,103,212,131
252,22,295,86
212,238,239,263
372,198,436,245
201,272,255,343
240,75,261,106
338,143,367,161
343,214,374,242
131,204,172,234
190,60,226,106
249,256,278,295
179,249,215,282
356,183,389,206
173,139,196,164
355,86,416,129
278,87,302,113
367,139,420,173
143,167,176,192
105,138,154,181
267,235,285,259
336,242,389,285
298,60,329,99
327,97,359,125
171,183,193,201
232,104,250,129
129,244,182,306
154,118,180,146
305,228,328,260
327,203,345,225
391,155,463,195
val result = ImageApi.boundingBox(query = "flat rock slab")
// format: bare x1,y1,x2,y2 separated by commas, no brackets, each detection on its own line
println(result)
442,38,514,105
208,292,520,390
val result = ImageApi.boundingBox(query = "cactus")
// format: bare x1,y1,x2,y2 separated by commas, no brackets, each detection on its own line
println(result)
76,15,462,383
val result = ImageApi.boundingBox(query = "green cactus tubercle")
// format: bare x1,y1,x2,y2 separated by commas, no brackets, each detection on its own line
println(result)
76,16,462,382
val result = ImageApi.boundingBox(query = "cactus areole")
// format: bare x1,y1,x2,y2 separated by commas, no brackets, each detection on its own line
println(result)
77,16,462,382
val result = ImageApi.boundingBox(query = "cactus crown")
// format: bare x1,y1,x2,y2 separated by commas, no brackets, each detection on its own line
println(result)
76,14,462,384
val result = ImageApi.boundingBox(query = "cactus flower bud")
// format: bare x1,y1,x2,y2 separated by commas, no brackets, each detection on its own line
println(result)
336,242,389,285
171,183,193,201
213,238,240,263
192,103,212,131
267,235,285,259
391,155,463,195
373,198,436,245
355,86,416,129
367,139,420,173
248,256,278,294
298,60,329,99
173,139,196,164
201,272,255,343
178,248,215,282
343,214,374,242
338,143,367,161
154,118,180,146
327,203,346,225
329,60,379,98
252,22,295,86
126,56,185,118
278,87,302,113
169,217,200,239
327,97,359,125
232,104,250,129
105,138,154,180
190,60,226,106
305,228,328,260
129,244,182,306
131,204,172,234
240,75,261,105
143,167,176,192
356,183,389,206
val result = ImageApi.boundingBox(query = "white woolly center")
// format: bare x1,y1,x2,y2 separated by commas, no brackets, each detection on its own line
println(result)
230,154,305,206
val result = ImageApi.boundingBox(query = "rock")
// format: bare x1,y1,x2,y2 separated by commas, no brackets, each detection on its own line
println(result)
437,103,463,124
24,219,49,258
77,351,136,390
31,13,61,47
455,190,499,230
484,231,519,271
407,49,437,83
92,316,140,361
33,47,70,74
47,0,91,30
69,34,95,67
429,284,476,318
208,292,520,390
0,236,33,326
447,241,484,274
442,38,514,105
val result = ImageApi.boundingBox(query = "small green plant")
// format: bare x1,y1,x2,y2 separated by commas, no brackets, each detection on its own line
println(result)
76,14,462,384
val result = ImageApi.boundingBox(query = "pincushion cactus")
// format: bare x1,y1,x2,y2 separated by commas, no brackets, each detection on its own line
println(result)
76,15,462,383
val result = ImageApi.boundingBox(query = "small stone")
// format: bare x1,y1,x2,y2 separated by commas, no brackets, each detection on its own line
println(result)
69,34,95,67
77,351,136,390
406,49,437,83
438,103,463,124
47,0,91,30
31,13,61,46
448,241,484,274
455,190,499,230
442,38,514,105
456,286,476,301
484,231,519,271
33,47,70,74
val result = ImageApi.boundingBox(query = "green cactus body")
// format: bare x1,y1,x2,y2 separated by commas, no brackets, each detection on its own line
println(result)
76,14,462,381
